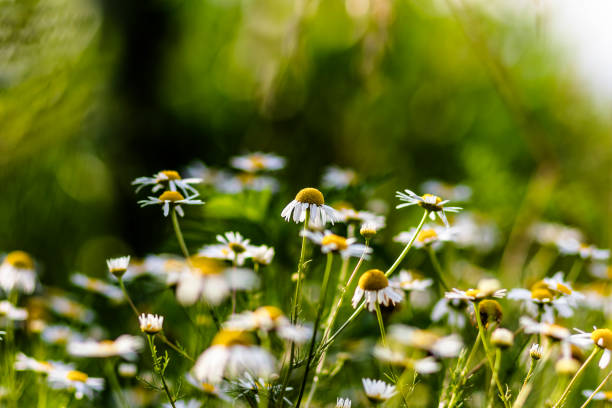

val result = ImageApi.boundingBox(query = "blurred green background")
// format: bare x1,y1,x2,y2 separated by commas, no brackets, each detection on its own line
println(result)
1,0,611,287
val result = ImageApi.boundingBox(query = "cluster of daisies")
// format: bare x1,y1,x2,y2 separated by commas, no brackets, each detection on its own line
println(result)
2,151,612,408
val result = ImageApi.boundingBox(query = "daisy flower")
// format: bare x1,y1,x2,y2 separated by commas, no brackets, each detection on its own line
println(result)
322,166,358,189
301,230,371,259
230,152,285,173
420,180,472,202
362,378,396,402
70,273,123,302
15,353,74,374
336,397,352,408
582,390,612,403
232,372,293,406
281,188,340,227
224,306,312,343
390,270,433,292
452,212,499,252
445,281,506,302
529,222,583,249
431,298,468,328
118,363,138,378
41,324,84,346
186,374,231,401
558,241,610,261
138,313,164,335
46,294,95,324
360,220,383,239
0,300,28,321
571,327,612,368
47,368,104,400
491,328,514,349
519,316,571,342
192,329,276,384
393,224,454,250
352,269,404,312
248,245,275,266
176,256,259,306
106,256,131,279
373,345,442,373
68,335,144,361
125,254,188,284
199,232,252,266
387,325,463,359
0,250,37,294
132,170,202,196
395,189,462,227
530,344,543,360
164,400,202,408
138,191,204,217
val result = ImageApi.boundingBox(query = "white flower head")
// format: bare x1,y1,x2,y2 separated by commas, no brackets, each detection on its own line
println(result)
106,256,131,279
0,300,28,321
570,327,612,369
445,284,506,302
48,368,105,400
336,397,352,408
0,250,37,294
530,344,543,360
420,180,472,202
230,152,285,173
388,324,463,359
519,316,571,342
393,224,455,250
138,191,204,217
68,335,144,361
192,329,276,384
224,306,312,344
395,189,462,227
281,188,340,228
248,245,275,266
352,269,404,312
362,378,396,402
139,313,164,335
390,270,433,292
132,170,202,196
46,294,95,324
15,353,74,374
301,230,371,259
582,390,612,402
431,298,468,328
70,273,124,302
322,166,357,189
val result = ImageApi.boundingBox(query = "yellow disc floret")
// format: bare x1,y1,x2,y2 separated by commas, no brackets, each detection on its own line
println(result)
358,269,389,291
228,243,247,254
478,299,503,327
4,250,34,269
190,256,224,276
556,283,572,295
159,191,185,202
158,170,181,181
417,229,438,244
211,329,253,347
592,329,612,349
66,370,89,383
531,288,553,302
255,306,284,322
418,194,443,212
295,188,324,205
321,234,349,251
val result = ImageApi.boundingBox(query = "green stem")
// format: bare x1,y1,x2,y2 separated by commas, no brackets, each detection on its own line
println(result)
474,302,510,408
553,347,600,408
171,207,190,259
118,277,139,318
158,333,194,362
580,368,612,408
447,335,481,408
147,335,176,408
567,257,584,284
486,349,501,408
295,252,334,408
104,360,129,408
427,246,450,294
375,302,387,347
385,211,429,277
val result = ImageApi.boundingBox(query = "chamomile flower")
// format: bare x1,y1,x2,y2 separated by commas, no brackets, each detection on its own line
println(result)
192,329,276,384
508,287,571,324
48,368,104,400
233,372,293,405
199,232,252,266
322,166,358,189
132,170,202,196
41,325,84,346
420,180,472,202
519,316,571,342
393,224,454,250
164,400,202,408
106,256,131,279
0,300,28,321
301,230,371,259
70,273,123,302
335,206,385,228
68,335,144,361
452,212,499,252
230,152,285,173
224,306,312,343
336,398,352,408
281,188,340,227
391,270,433,292
185,374,231,400
491,328,514,349
0,250,37,294
352,269,404,312
530,344,543,360
138,313,164,335
395,189,462,227
529,222,583,249
362,378,396,402
248,245,275,266
445,281,506,302
558,241,610,261
138,191,204,217
176,256,259,306
582,390,612,402
15,353,74,374
431,298,468,328
388,325,463,358
570,327,612,368
46,294,95,324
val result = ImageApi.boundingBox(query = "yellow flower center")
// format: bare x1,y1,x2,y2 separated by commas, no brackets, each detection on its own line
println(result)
248,155,266,169
159,191,185,202
66,370,89,383
556,283,572,295
295,188,324,205
228,242,247,254
479,299,503,326
40,361,53,370
531,280,548,291
237,173,256,185
358,269,389,291
603,391,612,401
158,170,181,181
99,340,116,353
531,288,553,301
255,306,284,321
202,383,216,394
321,234,349,251
592,329,612,349
422,194,442,204
211,329,253,347
465,289,481,298
411,330,439,348
190,257,224,276
4,250,34,269
417,229,438,243
85,279,102,291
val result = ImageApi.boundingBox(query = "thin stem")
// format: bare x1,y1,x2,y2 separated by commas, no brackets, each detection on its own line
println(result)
118,278,139,318
295,252,334,408
171,207,190,259
385,210,429,277
147,335,176,408
521,358,537,391
553,347,600,408
447,335,481,408
474,302,510,408
158,333,194,362
567,257,584,284
375,302,386,346
486,349,501,408
104,360,129,408
581,368,612,408
427,246,450,293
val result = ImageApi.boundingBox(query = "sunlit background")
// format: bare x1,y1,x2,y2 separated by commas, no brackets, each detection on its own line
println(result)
1,0,611,288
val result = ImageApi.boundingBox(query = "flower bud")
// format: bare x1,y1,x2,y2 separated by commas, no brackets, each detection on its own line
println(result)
491,328,514,349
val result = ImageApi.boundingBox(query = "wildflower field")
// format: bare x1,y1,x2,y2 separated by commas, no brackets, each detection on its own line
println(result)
2,0,612,407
